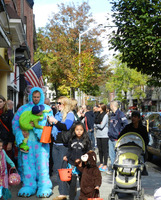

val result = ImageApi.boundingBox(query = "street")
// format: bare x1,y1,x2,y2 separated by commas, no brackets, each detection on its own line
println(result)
9,156,161,200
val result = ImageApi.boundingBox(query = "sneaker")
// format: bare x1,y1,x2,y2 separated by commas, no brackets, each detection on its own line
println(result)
19,143,29,153
101,166,108,172
98,164,103,171
106,170,113,175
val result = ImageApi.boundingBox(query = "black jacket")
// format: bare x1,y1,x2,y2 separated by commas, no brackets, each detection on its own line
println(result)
0,110,14,144
66,137,91,165
119,122,149,146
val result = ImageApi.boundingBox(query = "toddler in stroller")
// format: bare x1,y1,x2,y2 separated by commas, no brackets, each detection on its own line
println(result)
108,132,145,200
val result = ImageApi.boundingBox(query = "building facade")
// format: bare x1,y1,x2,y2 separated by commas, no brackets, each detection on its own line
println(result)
0,0,36,111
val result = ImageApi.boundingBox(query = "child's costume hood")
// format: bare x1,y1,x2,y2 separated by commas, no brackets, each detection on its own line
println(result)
81,150,97,167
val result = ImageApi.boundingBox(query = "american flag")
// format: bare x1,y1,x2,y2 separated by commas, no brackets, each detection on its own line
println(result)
24,61,44,87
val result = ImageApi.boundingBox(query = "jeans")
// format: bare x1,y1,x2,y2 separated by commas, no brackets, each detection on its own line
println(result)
88,130,95,149
52,143,69,195
109,139,117,166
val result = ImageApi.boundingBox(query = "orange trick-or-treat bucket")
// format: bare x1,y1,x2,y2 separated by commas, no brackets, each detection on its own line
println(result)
40,126,52,143
58,168,72,181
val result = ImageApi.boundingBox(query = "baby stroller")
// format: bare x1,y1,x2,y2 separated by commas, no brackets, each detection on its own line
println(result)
108,132,145,200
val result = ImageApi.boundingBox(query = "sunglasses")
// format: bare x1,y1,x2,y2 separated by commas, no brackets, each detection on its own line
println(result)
57,102,62,105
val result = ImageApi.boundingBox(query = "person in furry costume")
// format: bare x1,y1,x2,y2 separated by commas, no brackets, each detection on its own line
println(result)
12,87,53,198
75,150,102,200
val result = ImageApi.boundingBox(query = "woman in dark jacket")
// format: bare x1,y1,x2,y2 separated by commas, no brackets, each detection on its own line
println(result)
0,95,15,167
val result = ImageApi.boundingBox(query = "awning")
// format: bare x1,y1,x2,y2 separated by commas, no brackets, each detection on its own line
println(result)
5,4,25,46
0,55,13,72
0,25,11,47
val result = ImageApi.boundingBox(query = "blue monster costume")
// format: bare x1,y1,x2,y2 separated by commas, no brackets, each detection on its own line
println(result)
12,87,53,197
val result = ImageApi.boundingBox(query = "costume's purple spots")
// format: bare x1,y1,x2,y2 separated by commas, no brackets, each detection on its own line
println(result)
19,107,23,111
42,180,45,183
26,174,31,179
36,154,39,158
38,166,40,170
24,155,28,160
15,115,19,120
29,182,33,186
41,173,44,176
42,162,45,166
35,145,39,149
47,181,50,184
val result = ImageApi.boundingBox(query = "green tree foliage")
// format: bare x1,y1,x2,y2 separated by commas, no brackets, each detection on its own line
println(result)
109,0,161,80
106,56,148,109
34,2,109,98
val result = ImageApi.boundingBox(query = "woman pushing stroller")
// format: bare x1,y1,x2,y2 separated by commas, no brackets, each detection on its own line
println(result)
118,110,149,175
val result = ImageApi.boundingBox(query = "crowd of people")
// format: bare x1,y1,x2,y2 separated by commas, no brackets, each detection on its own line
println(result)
0,88,149,200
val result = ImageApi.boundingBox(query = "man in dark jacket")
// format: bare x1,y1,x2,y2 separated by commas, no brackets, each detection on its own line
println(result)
108,101,128,173
85,105,95,149
118,110,149,175
118,111,149,145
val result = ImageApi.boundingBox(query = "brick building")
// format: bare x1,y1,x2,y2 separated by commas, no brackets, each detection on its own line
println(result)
0,0,36,111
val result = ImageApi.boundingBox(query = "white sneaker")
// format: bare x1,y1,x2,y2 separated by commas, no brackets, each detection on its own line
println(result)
106,170,113,175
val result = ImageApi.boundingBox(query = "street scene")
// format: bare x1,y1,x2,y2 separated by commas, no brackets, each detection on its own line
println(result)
9,156,161,200
1,0,161,200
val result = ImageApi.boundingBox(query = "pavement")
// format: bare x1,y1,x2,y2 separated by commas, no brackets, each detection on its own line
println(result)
9,156,161,200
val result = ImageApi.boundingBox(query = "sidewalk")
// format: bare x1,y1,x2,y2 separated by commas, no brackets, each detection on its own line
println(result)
10,164,161,200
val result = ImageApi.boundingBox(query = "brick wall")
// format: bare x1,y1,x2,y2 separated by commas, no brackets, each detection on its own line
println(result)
4,0,34,63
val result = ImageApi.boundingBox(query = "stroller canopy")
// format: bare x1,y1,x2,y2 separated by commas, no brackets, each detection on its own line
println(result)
115,132,145,153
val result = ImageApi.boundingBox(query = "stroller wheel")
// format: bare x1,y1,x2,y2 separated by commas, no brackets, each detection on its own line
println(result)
108,193,118,200
134,195,144,200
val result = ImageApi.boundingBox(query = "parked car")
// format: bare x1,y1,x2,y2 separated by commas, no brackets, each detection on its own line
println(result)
146,112,161,160
141,111,153,125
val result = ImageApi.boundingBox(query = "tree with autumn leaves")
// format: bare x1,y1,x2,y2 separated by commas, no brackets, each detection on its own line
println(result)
34,2,110,98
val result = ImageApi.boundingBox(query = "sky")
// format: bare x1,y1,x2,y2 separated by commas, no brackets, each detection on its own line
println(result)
33,0,116,62
33,0,113,29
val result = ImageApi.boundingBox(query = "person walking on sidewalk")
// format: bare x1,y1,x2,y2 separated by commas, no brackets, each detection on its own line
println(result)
108,101,128,174
94,103,109,172
48,96,75,200
118,110,149,175
84,105,95,150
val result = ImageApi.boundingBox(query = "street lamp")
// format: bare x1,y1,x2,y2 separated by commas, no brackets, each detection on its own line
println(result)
77,23,103,105
77,24,117,105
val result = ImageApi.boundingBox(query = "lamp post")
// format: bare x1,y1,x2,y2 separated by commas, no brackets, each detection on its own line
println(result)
77,24,117,105
77,24,103,105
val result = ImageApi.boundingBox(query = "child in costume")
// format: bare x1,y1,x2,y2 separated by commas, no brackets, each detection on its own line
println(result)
0,139,16,199
63,122,91,200
19,104,50,153
75,150,102,200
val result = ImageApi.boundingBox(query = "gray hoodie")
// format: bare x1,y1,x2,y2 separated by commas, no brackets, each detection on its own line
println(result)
94,114,109,138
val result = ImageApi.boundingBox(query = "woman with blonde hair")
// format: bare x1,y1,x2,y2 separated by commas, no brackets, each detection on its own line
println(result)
48,96,75,200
